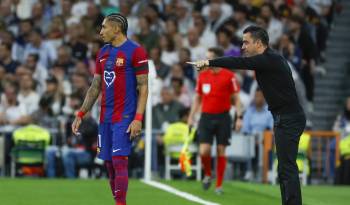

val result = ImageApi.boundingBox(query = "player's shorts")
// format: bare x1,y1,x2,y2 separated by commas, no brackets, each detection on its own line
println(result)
97,118,133,161
197,112,232,146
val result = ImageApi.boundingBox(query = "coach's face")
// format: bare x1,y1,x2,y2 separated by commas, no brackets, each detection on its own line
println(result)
242,33,260,57
100,19,120,43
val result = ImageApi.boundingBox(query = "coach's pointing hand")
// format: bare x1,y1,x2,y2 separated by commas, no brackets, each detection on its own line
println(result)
187,60,209,71
127,120,142,140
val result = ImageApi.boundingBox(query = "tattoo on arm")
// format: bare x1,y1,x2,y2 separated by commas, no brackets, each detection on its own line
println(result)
136,74,148,87
135,74,148,114
80,75,101,112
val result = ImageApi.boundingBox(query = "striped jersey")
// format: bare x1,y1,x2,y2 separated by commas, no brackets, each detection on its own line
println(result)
95,39,148,123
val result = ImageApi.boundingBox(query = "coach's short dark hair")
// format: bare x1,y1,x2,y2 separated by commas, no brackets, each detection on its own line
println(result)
243,25,269,46
106,13,128,35
208,47,224,58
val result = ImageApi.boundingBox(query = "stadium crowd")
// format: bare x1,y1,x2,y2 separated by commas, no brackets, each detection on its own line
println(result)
0,0,345,180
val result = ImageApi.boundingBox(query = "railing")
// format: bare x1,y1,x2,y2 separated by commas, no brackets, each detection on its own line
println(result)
262,130,340,183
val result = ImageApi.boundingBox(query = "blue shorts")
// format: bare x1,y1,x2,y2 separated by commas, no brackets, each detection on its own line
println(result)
97,119,132,161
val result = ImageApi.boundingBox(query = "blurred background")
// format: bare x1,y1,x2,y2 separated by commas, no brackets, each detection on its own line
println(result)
0,0,350,198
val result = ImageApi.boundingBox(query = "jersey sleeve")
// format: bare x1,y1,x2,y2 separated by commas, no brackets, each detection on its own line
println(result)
230,73,240,94
132,46,149,75
95,49,102,75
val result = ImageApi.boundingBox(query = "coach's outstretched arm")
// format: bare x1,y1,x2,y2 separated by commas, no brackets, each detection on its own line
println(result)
72,74,102,135
188,53,269,72
127,74,148,139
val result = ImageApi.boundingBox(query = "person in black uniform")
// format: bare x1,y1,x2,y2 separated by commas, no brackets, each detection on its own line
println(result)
188,25,306,205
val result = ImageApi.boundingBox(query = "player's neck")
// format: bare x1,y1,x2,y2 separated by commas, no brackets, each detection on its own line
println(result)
111,35,127,47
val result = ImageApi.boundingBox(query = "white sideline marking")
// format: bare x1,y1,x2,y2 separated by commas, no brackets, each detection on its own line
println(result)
141,180,220,205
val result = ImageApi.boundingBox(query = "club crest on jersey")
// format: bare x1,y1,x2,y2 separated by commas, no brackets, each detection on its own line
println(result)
116,58,124,66
104,71,116,87
202,84,211,94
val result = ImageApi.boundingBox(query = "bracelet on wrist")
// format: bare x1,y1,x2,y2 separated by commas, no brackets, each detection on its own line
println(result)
134,113,143,121
77,111,85,119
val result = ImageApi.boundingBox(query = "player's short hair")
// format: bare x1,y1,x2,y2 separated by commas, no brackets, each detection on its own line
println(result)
243,25,269,46
208,47,224,58
105,13,128,35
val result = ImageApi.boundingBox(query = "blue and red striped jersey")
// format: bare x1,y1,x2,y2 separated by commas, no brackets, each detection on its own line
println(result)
95,39,148,123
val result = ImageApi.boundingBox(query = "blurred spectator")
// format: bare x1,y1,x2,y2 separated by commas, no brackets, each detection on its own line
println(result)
70,72,89,99
164,17,183,50
216,28,241,57
55,45,75,72
241,88,273,135
165,63,194,94
277,34,302,73
119,0,138,36
234,4,253,39
152,86,184,131
23,28,57,68
46,15,65,46
192,14,216,49
288,15,318,104
170,77,191,108
46,93,98,178
25,53,48,94
183,27,206,61
12,19,33,62
0,42,20,74
0,0,19,33
86,2,104,35
0,81,28,126
17,73,40,115
65,22,88,61
333,97,350,138
260,3,283,46
149,46,170,80
29,94,60,130
159,34,178,67
178,47,195,83
31,2,52,35
133,16,159,52
203,2,231,32
143,3,165,34
44,75,66,116
173,1,192,35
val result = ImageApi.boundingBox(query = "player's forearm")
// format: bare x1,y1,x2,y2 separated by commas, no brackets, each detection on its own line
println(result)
80,75,101,113
135,74,148,116
136,84,148,115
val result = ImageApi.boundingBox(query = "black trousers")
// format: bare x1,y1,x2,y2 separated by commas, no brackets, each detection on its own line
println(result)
273,112,306,205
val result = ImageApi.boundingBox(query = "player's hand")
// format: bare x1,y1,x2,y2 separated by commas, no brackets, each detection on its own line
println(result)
72,117,82,135
127,120,142,140
187,60,209,71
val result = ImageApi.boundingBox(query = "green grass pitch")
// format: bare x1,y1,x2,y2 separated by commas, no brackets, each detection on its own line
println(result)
0,178,349,205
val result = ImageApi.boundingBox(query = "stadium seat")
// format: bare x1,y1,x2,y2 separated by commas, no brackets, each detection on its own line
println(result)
11,140,46,177
165,144,201,181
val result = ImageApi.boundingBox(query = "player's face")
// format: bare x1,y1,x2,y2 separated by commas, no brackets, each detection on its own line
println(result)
242,33,259,57
100,19,119,43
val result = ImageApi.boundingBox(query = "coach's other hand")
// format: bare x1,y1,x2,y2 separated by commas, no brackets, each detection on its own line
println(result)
127,120,142,140
72,116,82,135
187,60,209,71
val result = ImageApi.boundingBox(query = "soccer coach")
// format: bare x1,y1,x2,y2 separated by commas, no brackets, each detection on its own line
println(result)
188,25,306,205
